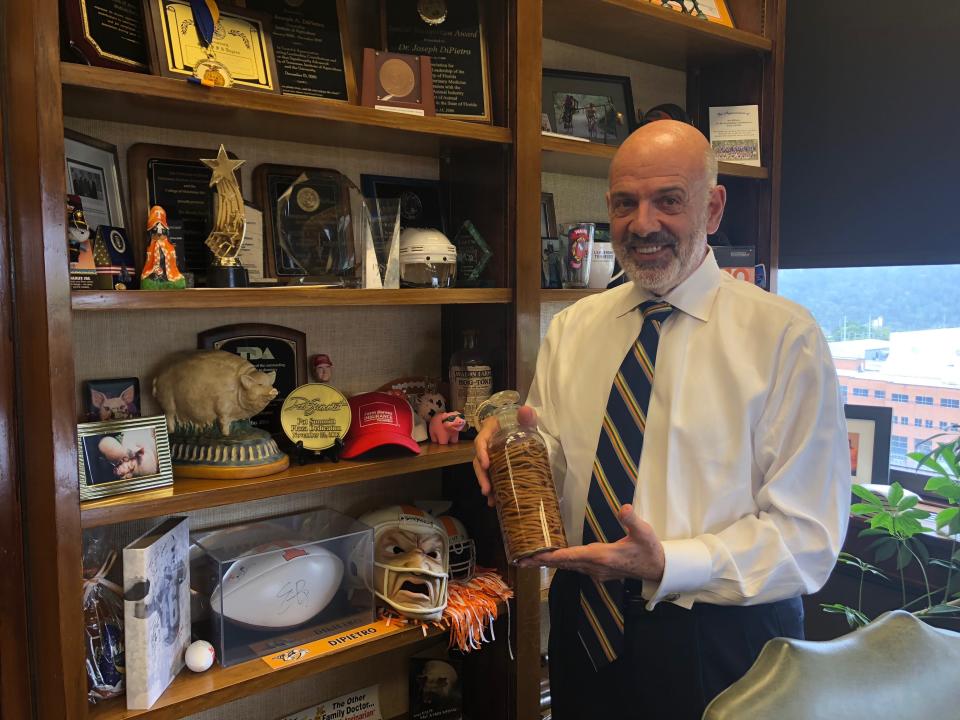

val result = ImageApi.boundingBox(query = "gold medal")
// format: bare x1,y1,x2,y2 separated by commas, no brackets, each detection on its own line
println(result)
280,383,351,451
417,0,447,25
194,52,234,88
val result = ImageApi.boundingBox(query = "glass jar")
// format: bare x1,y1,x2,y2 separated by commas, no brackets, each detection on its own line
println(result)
477,391,567,564
448,329,492,429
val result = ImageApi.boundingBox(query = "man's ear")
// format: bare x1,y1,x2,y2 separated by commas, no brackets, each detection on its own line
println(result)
705,184,727,235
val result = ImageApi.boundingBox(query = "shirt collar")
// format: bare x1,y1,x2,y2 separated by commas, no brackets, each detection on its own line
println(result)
612,246,722,322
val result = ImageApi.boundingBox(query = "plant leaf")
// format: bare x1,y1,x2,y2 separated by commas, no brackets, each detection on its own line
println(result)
896,543,913,570
936,507,960,530
916,604,960,617
851,503,882,516
888,482,904,506
872,537,898,563
820,603,871,628
852,485,884,505
898,495,920,511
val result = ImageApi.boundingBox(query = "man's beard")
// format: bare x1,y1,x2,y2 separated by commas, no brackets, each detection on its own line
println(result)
613,228,702,295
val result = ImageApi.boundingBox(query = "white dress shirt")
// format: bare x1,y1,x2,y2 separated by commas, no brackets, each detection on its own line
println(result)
527,248,850,610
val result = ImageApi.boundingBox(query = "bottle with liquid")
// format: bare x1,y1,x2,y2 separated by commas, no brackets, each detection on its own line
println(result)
448,329,492,429
477,391,567,564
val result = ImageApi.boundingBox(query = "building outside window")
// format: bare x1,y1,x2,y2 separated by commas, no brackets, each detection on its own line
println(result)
853,388,869,397
874,390,886,399
915,395,934,405
891,435,909,466
892,393,909,403
925,419,934,428
943,398,960,408
915,418,923,427
901,416,908,424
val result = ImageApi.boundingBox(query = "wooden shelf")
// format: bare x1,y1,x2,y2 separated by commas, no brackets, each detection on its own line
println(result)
61,64,512,155
543,0,771,69
87,620,447,720
541,135,768,179
72,287,513,311
81,443,475,528
540,289,604,302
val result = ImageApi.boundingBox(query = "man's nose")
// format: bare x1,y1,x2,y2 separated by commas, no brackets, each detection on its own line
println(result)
627,201,660,237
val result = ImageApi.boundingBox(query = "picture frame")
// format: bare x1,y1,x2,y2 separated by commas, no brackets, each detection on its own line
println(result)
361,174,446,234
78,415,173,500
845,404,893,486
143,0,280,93
61,0,150,71
649,0,735,28
64,129,126,234
84,377,141,422
361,49,436,116
540,192,558,239
542,69,637,146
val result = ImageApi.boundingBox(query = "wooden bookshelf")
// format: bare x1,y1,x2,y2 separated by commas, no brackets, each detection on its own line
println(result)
81,443,475,528
72,287,514,311
542,0,771,69
60,64,513,155
541,135,769,179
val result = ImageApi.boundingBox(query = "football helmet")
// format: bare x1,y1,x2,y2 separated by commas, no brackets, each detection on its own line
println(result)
353,505,449,621
439,515,476,581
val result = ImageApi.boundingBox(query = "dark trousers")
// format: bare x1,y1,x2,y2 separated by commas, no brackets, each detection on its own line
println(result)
548,569,804,720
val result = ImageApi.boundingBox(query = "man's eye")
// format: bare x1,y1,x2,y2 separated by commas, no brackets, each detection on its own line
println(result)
658,196,682,210
611,198,636,215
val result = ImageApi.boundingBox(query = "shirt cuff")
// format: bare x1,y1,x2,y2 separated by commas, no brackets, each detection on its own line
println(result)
641,538,712,610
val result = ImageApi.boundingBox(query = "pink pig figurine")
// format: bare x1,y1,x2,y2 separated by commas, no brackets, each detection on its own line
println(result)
429,411,467,445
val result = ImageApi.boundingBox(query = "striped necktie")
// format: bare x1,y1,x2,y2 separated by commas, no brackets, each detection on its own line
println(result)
578,300,674,668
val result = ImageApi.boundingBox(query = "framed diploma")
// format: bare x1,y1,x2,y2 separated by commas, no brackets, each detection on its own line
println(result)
127,143,243,283
61,0,150,71
144,0,280,92
252,163,354,285
381,0,491,122
241,0,357,102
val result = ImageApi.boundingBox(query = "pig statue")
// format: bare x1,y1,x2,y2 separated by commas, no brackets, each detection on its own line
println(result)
153,350,278,436
429,411,467,445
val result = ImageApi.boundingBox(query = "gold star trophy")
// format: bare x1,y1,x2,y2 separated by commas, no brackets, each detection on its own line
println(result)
202,144,249,287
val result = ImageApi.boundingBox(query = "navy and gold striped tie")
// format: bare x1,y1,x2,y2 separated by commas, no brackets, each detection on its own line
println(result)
578,300,674,668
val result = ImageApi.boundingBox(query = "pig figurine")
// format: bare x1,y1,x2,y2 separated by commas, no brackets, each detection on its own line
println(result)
429,411,467,445
153,350,278,436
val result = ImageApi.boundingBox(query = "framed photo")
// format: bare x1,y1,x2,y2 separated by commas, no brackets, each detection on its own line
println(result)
542,69,636,146
78,415,173,500
651,1,734,28
84,377,141,422
541,237,566,289
845,404,892,485
540,192,558,239
64,130,126,234
361,174,446,234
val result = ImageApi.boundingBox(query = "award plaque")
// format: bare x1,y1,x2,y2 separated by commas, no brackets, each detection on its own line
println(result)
243,0,357,102
280,383,351,452
360,174,446,233
361,49,435,116
198,324,307,443
252,163,354,285
382,0,491,121
452,220,492,287
62,0,150,71
128,143,243,283
145,0,279,92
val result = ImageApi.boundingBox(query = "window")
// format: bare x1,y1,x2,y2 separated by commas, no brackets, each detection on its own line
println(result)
852,388,869,397
915,395,934,405
901,416,908,424
892,416,898,424
925,419,934,428
891,435,909,464
840,386,848,403
915,439,933,454
940,421,950,430
874,390,887,399
942,398,960,409
892,393,909,403
915,418,923,427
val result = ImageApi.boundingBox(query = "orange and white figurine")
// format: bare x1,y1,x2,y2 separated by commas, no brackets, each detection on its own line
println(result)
140,205,186,290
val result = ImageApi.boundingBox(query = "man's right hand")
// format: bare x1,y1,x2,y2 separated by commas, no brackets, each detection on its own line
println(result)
472,405,538,507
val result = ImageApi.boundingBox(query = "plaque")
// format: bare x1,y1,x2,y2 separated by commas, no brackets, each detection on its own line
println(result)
144,0,279,92
198,324,307,443
382,0,491,122
360,174,446,233
62,0,150,71
253,163,354,285
128,143,243,283
452,220,491,287
242,0,357,102
280,383,351,452
361,49,435,116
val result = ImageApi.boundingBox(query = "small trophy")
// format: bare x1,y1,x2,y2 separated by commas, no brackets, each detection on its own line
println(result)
360,197,401,289
201,144,249,288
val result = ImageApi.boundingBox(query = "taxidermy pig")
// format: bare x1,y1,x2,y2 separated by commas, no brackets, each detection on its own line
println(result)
153,350,277,436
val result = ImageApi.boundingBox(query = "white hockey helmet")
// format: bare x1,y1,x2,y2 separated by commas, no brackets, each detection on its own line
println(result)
439,515,476,581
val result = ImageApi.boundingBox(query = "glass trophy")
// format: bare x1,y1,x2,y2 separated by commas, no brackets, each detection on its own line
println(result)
360,197,401,289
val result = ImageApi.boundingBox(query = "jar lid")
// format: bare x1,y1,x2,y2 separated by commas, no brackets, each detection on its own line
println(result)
476,390,521,424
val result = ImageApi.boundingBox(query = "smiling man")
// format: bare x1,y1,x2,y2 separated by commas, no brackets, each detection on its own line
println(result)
474,121,851,719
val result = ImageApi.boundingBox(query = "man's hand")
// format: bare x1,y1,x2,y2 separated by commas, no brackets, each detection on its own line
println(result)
472,405,538,508
520,504,665,582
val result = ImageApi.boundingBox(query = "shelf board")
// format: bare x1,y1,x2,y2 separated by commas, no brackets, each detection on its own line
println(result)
61,64,512,155
87,621,446,720
541,135,768,179
540,289,604,302
81,443,475,528
71,287,513,311
543,0,771,69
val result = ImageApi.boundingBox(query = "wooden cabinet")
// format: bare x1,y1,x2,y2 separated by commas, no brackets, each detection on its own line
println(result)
3,1,784,718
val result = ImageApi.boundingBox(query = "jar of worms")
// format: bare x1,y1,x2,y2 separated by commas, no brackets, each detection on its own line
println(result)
478,391,567,564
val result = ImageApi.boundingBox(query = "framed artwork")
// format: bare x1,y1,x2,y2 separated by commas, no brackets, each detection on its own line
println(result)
64,130,126,233
649,0,734,28
845,404,893,485
84,377,141,422
77,415,173,500
362,174,446,233
542,69,636,146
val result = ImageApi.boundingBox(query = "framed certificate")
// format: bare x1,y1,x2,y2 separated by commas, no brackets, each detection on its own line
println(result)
144,0,280,92
62,0,150,71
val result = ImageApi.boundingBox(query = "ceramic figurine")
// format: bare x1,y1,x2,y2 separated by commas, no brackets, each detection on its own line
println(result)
429,411,466,445
311,353,334,383
417,392,446,423
140,205,186,290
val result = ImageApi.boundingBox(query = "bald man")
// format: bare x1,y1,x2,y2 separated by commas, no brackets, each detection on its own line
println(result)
474,122,850,719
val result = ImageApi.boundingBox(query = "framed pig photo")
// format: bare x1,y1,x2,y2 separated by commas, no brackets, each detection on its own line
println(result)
84,378,141,422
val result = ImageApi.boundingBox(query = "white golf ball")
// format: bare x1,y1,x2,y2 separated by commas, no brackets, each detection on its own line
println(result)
185,640,216,672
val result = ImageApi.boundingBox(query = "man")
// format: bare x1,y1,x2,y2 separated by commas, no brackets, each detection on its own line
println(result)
473,121,850,719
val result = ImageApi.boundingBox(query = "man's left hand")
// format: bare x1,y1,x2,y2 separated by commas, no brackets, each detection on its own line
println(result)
520,504,665,583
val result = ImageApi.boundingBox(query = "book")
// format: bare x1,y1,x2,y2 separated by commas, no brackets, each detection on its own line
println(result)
123,516,190,710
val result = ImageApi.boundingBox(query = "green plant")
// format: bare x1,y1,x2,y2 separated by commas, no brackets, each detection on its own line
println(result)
822,433,960,629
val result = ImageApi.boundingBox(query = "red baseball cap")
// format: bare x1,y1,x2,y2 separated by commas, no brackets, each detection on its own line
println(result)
341,391,422,459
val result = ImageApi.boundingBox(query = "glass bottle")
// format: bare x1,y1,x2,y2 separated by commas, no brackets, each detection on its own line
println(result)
477,391,567,564
448,329,492,429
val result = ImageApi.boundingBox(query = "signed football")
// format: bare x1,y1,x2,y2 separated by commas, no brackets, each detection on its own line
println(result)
210,541,344,629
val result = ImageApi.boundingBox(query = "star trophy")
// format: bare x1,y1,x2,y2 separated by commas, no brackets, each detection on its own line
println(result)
201,144,249,287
